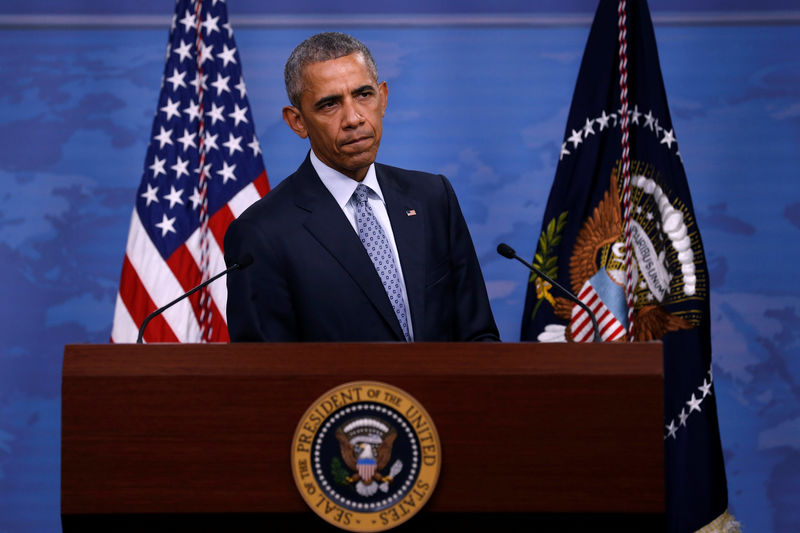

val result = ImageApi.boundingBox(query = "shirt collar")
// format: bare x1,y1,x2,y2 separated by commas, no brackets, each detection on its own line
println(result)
309,150,384,208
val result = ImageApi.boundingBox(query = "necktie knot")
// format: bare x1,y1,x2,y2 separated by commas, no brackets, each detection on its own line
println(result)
353,183,370,206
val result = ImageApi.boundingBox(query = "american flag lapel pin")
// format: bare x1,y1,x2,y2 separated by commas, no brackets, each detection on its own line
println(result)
405,209,417,216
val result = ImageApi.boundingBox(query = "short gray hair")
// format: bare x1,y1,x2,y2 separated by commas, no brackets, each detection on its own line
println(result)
284,32,379,108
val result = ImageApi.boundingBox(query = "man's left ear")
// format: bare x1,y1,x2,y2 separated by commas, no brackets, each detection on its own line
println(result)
282,105,308,139
379,81,388,118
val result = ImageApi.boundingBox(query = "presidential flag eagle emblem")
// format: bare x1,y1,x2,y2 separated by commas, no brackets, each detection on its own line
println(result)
537,166,701,343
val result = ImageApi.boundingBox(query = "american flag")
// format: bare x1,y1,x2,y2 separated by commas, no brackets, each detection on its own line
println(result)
111,0,269,343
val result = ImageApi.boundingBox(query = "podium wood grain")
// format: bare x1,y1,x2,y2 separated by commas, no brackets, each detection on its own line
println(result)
61,342,663,515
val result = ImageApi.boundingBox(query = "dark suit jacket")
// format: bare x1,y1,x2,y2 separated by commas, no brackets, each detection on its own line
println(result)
223,155,499,342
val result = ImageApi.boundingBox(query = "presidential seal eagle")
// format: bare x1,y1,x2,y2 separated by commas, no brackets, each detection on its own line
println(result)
336,418,401,497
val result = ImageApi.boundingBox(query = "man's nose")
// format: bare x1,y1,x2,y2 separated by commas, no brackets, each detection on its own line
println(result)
341,98,364,128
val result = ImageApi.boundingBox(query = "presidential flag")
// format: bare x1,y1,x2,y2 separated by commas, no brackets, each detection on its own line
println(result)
111,0,269,343
521,1,738,531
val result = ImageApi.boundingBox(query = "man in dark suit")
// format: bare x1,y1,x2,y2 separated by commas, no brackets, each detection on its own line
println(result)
224,32,498,342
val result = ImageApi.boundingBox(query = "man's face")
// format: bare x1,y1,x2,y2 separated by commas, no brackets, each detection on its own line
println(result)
283,52,387,181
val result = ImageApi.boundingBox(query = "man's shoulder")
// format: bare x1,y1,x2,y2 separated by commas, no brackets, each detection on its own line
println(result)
234,162,309,223
224,165,312,254
375,162,441,181
375,162,452,196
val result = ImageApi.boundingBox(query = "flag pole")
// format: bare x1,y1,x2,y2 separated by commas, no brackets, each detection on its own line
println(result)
617,0,636,341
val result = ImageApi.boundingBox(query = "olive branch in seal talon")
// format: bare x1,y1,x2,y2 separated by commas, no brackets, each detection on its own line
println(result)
530,210,568,320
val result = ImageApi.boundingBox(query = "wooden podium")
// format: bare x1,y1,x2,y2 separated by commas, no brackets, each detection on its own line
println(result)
62,342,664,531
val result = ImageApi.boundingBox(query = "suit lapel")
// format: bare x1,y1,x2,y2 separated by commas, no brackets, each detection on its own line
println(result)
377,165,426,340
293,158,406,340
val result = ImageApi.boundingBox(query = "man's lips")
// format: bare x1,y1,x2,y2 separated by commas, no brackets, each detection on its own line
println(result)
341,135,373,148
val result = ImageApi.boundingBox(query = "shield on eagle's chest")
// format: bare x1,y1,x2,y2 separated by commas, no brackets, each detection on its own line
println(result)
357,452,377,482
571,268,629,342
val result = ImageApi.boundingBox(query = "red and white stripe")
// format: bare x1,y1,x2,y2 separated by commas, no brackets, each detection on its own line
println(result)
358,462,377,482
111,172,269,343
570,282,628,343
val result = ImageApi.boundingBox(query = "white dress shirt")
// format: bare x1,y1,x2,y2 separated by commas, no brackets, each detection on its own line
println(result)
309,150,414,340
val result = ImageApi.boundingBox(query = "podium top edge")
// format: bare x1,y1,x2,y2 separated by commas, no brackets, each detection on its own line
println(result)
63,342,663,378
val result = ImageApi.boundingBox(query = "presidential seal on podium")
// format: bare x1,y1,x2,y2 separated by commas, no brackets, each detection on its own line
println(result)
291,381,441,531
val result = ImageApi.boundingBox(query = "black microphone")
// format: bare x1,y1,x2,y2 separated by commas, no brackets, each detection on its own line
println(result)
496,243,601,342
136,254,254,343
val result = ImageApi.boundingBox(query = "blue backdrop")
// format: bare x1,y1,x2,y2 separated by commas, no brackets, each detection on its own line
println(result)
1,1,799,531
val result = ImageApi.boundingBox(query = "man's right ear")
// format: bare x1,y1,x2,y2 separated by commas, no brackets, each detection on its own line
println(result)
282,106,308,139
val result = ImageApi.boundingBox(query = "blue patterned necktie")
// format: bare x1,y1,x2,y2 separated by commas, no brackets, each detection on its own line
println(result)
352,183,411,341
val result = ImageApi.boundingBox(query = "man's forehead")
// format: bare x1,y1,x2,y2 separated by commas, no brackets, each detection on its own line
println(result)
301,52,376,86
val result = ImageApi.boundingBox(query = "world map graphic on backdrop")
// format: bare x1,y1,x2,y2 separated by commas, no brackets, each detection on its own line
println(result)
0,20,799,533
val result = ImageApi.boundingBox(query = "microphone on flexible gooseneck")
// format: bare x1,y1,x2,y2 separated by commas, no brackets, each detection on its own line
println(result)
496,243,601,342
136,254,254,343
